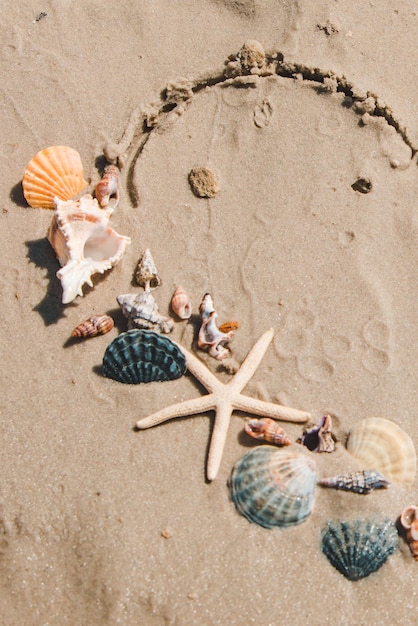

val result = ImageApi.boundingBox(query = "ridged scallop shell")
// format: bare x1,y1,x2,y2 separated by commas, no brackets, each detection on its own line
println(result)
244,418,291,446
322,519,398,580
171,286,192,319
47,195,131,304
22,146,88,209
319,469,390,495
102,329,186,384
346,417,416,486
71,314,114,338
229,446,317,529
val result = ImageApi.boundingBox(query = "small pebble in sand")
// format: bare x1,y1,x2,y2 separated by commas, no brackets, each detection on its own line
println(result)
188,167,219,198
238,40,266,71
161,529,172,539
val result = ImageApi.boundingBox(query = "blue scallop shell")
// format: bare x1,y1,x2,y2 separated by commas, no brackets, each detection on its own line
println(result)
321,519,398,581
102,329,187,383
229,446,317,529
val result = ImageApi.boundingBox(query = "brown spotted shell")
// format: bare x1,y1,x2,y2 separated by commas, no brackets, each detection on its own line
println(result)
71,314,114,338
22,146,88,209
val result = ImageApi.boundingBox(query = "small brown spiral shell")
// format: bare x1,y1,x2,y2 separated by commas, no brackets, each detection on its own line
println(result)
171,286,192,319
95,165,119,208
244,418,291,446
71,314,114,338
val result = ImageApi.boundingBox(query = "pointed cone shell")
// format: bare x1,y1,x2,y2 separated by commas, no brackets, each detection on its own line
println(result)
22,146,88,209
229,446,317,528
322,519,398,580
47,195,131,304
71,314,114,338
134,249,161,290
171,286,192,319
346,417,416,486
102,329,186,383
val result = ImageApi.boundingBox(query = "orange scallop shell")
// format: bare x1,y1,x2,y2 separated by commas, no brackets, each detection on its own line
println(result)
22,146,88,209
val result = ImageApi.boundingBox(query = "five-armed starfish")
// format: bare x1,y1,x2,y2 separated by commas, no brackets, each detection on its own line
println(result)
136,328,311,480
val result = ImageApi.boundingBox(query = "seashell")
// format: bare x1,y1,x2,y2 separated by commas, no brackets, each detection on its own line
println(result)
229,446,317,529
22,146,88,209
95,164,120,209
244,418,291,446
71,314,114,338
171,286,192,320
321,519,398,580
134,249,161,291
346,417,416,486
198,293,234,360
47,195,131,304
117,291,174,334
400,505,418,560
218,320,240,334
300,414,335,453
102,329,186,384
319,469,390,495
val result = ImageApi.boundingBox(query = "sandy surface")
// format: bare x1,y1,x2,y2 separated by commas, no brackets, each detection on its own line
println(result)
1,1,418,624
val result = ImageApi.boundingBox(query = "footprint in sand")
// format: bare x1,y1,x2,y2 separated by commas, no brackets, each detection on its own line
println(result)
104,42,416,406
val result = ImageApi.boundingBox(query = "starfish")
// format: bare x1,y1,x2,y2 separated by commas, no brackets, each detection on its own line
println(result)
136,328,311,480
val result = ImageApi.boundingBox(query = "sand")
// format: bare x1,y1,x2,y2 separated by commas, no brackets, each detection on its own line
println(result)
1,1,418,624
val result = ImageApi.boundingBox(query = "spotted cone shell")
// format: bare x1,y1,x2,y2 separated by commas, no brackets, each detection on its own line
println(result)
22,146,88,209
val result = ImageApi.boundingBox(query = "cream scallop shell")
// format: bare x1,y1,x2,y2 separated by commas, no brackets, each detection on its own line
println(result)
346,417,416,486
22,146,88,209
48,194,131,304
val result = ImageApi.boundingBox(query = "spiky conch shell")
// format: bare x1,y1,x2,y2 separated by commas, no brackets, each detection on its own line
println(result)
346,417,416,486
22,146,88,209
47,195,131,304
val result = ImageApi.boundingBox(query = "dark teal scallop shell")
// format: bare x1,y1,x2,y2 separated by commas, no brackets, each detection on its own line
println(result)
321,519,398,581
102,329,187,384
229,446,317,529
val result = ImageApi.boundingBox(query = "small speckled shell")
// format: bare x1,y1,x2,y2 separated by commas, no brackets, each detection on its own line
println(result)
71,314,114,338
346,417,416,486
322,519,398,580
229,446,317,528
319,469,390,495
171,286,192,319
22,146,88,209
102,329,186,384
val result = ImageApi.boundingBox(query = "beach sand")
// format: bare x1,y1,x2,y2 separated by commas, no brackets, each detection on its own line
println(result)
1,1,417,624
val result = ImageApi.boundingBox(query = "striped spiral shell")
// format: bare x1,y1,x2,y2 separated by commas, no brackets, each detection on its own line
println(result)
171,286,192,320
95,164,119,209
71,314,114,338
244,418,291,446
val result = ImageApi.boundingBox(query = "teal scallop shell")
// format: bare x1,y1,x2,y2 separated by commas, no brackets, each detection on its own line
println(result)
229,446,317,529
321,519,398,581
102,329,187,383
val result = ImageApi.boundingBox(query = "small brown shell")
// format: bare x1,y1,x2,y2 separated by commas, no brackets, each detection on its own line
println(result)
171,286,192,319
244,418,291,446
71,314,114,338
400,505,418,560
95,164,120,208
218,320,239,334
22,146,88,209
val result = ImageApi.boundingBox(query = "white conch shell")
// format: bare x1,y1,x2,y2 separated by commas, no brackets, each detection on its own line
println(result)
47,194,131,304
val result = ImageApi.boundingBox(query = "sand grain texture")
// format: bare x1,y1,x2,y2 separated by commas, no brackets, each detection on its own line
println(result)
1,2,418,624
